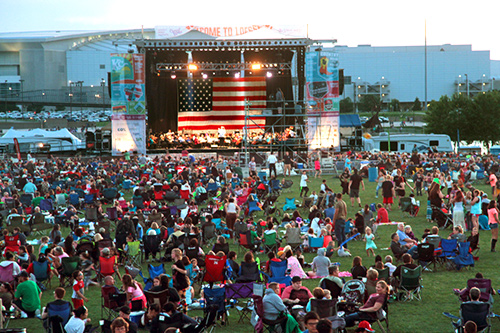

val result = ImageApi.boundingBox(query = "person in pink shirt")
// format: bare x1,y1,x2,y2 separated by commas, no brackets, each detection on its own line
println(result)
122,274,147,309
487,200,499,252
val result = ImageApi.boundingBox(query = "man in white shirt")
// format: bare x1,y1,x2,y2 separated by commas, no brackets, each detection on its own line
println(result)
248,157,257,177
267,153,278,178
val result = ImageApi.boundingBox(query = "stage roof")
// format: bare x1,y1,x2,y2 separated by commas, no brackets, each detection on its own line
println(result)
340,114,362,127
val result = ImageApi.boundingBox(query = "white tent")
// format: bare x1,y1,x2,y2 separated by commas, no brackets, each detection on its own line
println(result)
0,128,83,151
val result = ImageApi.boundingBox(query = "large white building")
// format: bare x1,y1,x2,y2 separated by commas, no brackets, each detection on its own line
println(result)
1,28,498,104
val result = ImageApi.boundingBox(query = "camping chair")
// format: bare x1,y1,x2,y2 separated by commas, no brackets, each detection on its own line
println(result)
225,282,254,323
0,263,14,284
308,236,324,252
320,278,343,299
310,298,337,318
453,241,475,271
32,260,51,289
69,193,81,208
366,295,390,333
236,261,261,283
212,218,229,236
282,179,293,193
143,234,162,261
438,238,458,270
238,231,253,254
417,243,436,272
399,197,414,218
98,256,121,283
144,289,170,309
443,301,492,333
101,286,127,320
202,224,217,246
247,200,262,216
60,257,81,287
85,206,98,222
202,255,227,286
125,240,142,267
55,193,67,207
285,227,302,252
375,267,391,283
139,263,166,291
102,188,118,203
252,295,287,333
459,278,493,304
6,216,29,233
204,286,228,328
264,259,292,286
45,300,72,333
270,179,282,195
263,231,280,254
302,197,314,210
106,207,119,222
20,193,33,207
398,265,423,301
84,194,95,205
3,234,20,254
40,199,55,212
283,198,296,212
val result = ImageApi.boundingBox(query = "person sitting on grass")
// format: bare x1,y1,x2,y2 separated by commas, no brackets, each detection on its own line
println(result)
13,271,41,318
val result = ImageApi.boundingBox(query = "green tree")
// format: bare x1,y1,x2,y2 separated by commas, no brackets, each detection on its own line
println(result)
358,95,381,113
390,99,400,112
0,102,20,113
339,97,354,113
425,92,500,147
27,104,44,113
412,97,421,111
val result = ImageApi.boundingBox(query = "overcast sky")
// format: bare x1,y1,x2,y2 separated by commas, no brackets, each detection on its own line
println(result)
2,0,499,60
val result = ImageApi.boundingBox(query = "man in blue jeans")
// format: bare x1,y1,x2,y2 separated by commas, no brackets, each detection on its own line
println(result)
333,193,347,248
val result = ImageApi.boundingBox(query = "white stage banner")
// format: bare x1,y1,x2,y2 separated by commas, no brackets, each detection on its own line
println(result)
111,114,146,156
155,25,307,39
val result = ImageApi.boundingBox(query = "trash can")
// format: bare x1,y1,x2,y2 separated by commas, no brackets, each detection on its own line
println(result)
368,167,377,182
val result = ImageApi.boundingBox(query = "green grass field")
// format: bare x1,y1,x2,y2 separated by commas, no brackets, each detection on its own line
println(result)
11,174,500,332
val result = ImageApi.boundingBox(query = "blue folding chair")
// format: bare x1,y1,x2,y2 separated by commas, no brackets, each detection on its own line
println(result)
122,179,133,190
40,199,54,212
32,260,51,289
308,237,324,252
213,218,229,235
264,259,292,286
207,182,219,195
248,200,262,216
139,263,166,291
46,300,72,331
270,179,282,194
69,193,80,207
258,171,267,181
84,194,95,205
453,241,475,270
283,198,296,212
203,286,227,321
438,238,458,269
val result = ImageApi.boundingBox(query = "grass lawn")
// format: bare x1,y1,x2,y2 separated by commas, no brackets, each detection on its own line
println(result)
11,174,498,332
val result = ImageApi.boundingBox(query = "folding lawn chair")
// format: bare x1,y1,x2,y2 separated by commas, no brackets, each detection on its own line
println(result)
443,301,492,333
204,286,228,328
417,243,436,272
252,295,287,332
308,236,324,252
310,298,337,318
285,227,302,252
202,255,227,286
143,234,162,261
320,278,342,299
60,257,81,287
125,240,142,267
264,259,292,286
139,263,166,291
398,265,423,301
263,231,280,254
438,238,458,270
144,289,170,309
202,224,217,246
225,282,254,323
238,231,254,254
98,256,121,283
283,197,296,212
101,286,127,320
45,300,72,333
32,260,51,289
453,241,475,271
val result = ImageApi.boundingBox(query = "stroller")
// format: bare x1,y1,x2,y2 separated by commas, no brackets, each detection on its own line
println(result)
341,279,366,313
263,195,281,218
431,205,453,229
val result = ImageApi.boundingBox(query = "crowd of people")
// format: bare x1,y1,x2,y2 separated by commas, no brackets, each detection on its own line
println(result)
148,126,299,149
0,147,496,333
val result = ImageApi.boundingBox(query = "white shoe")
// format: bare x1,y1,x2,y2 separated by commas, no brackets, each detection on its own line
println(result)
20,311,28,318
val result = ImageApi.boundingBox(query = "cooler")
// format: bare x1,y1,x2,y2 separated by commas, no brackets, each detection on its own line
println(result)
297,163,304,169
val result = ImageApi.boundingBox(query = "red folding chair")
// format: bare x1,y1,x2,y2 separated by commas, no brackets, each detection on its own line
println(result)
98,256,121,282
4,234,20,255
202,255,227,285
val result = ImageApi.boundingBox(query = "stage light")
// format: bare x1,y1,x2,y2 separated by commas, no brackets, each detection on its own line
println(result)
171,72,176,79
235,73,240,79
251,64,261,70
188,64,198,71
202,73,208,79
266,72,273,78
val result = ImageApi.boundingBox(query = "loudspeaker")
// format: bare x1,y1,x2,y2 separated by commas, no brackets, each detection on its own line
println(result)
95,130,102,141
339,69,344,95
355,129,363,137
85,131,95,143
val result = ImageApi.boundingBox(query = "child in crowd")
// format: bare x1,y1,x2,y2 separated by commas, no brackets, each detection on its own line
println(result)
364,227,377,257
79,251,95,290
17,246,29,266
71,270,88,309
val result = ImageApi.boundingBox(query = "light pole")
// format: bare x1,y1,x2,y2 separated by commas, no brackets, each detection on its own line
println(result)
101,78,106,112
76,81,84,118
69,80,74,117
19,79,24,114
464,74,469,97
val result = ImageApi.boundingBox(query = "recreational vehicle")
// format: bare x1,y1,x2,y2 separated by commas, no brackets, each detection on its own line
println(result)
363,133,453,153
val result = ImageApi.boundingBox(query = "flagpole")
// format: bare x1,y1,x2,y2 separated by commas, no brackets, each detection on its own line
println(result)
424,20,428,112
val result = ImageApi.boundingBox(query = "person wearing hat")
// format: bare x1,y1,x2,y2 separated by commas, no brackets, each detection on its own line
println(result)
281,276,313,307
118,305,138,333
355,320,375,332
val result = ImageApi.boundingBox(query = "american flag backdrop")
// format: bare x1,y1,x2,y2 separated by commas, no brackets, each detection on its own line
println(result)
177,77,266,131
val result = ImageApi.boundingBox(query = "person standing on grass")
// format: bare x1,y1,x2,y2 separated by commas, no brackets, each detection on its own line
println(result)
381,175,395,211
487,200,499,252
348,168,365,208
333,193,348,248
71,270,88,309
300,170,310,197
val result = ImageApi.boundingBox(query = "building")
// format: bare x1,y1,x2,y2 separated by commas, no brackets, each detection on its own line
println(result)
1,28,499,104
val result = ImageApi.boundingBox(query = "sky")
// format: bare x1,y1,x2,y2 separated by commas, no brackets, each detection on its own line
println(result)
1,0,499,59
